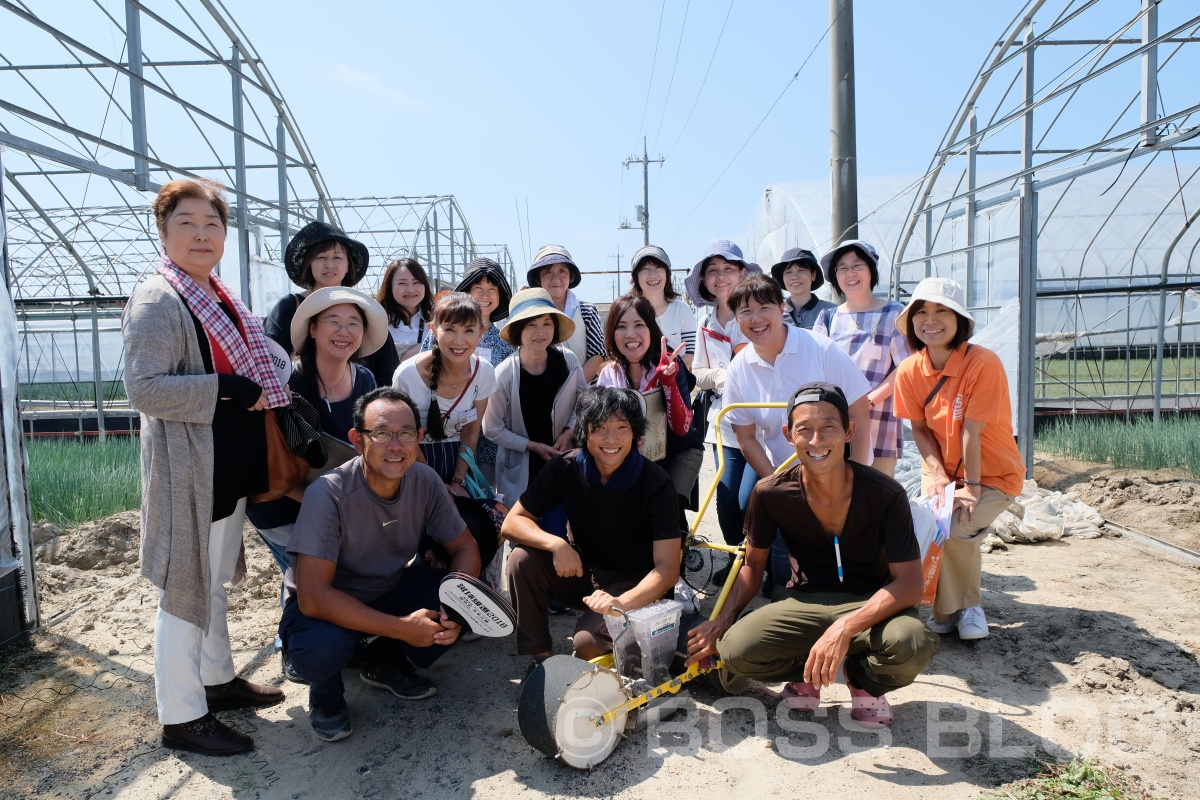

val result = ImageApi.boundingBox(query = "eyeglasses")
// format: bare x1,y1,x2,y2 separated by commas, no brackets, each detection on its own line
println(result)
318,319,363,333
359,428,419,444
834,262,869,276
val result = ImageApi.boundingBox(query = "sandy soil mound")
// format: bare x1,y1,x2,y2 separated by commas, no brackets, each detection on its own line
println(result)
1034,456,1200,551
34,511,141,572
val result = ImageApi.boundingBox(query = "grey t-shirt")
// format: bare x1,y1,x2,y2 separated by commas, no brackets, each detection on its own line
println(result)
284,457,465,604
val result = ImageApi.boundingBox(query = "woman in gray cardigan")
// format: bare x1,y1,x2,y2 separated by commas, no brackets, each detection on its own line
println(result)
123,179,288,757
482,289,587,508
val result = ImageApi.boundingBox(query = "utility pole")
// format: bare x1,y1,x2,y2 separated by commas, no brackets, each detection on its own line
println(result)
609,251,623,300
621,137,664,245
829,0,859,247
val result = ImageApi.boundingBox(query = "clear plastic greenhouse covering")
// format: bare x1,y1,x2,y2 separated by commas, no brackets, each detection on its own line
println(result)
741,168,1200,349
0,165,41,641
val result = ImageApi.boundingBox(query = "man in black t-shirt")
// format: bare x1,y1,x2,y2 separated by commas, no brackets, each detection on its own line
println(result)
502,387,681,665
686,382,938,728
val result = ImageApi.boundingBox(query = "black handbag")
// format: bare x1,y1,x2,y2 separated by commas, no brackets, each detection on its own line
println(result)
691,388,714,443
276,393,328,468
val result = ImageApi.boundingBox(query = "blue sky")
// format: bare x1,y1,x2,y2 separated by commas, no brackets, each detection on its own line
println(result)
232,1,1025,300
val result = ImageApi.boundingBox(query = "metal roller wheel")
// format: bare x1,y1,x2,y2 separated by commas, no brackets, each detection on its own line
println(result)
517,655,630,769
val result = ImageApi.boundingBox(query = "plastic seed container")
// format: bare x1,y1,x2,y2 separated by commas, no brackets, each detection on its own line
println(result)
604,600,685,684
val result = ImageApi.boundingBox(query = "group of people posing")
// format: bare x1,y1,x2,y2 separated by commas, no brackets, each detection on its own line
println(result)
123,178,1024,756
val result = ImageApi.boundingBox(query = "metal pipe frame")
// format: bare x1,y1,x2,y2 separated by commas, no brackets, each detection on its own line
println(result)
1,0,335,303
1,5,510,438
891,1,1199,429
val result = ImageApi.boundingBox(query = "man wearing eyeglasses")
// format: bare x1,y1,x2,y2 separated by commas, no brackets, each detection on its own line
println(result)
279,387,481,742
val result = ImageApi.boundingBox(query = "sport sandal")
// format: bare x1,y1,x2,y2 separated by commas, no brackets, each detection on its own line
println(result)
845,672,893,728
780,680,821,713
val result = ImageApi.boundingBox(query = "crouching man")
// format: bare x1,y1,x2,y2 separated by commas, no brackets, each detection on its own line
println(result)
687,382,938,727
502,386,681,672
280,387,481,741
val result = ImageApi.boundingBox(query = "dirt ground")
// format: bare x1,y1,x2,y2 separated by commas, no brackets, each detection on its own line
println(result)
1033,456,1200,552
2,454,1198,800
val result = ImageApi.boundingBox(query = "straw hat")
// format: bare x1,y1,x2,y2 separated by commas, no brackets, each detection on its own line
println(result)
498,288,576,345
895,277,976,339
290,286,389,356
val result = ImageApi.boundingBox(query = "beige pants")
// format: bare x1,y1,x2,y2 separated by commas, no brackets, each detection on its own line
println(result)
920,477,1011,619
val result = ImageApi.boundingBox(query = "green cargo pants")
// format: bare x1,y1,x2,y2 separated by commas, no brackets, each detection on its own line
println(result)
716,590,939,697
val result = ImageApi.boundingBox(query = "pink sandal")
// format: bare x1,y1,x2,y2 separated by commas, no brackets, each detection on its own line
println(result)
780,680,821,713
845,676,893,728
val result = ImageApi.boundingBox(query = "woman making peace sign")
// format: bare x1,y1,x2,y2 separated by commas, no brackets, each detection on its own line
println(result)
597,294,704,534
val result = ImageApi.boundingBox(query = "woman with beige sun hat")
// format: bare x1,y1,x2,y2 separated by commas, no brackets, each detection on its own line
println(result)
482,288,589,508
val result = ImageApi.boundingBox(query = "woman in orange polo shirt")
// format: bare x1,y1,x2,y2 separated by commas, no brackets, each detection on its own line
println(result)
892,278,1025,641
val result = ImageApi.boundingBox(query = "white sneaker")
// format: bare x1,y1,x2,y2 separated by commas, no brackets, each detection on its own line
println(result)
927,612,958,634
957,606,989,640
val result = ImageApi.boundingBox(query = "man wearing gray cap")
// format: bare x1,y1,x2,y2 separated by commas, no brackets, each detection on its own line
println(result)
686,382,938,728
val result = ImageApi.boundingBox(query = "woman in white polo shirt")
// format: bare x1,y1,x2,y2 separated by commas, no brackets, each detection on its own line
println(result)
722,273,872,590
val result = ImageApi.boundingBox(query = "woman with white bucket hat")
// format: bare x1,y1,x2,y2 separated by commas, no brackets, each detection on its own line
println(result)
892,277,1025,641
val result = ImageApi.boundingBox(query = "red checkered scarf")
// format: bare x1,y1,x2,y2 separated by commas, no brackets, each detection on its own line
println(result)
155,252,289,408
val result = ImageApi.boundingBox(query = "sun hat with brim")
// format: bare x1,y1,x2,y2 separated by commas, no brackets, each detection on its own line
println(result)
284,221,370,289
498,288,576,345
527,244,581,289
684,240,756,307
291,286,389,357
456,257,513,324
770,247,824,291
630,244,672,273
818,239,878,279
894,276,975,339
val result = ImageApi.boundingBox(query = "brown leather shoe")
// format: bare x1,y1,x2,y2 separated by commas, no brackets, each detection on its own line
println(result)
162,713,253,755
204,676,284,712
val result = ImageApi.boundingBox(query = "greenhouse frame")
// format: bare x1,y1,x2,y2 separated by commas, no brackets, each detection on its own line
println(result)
0,0,508,643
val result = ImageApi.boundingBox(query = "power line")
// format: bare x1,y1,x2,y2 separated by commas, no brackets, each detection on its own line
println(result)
664,3,843,244
525,198,532,271
635,0,669,151
665,0,735,160
650,0,692,154
514,199,528,268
